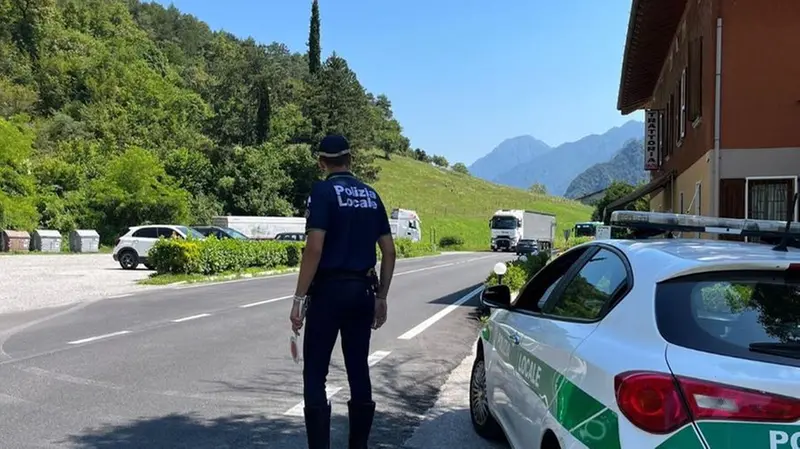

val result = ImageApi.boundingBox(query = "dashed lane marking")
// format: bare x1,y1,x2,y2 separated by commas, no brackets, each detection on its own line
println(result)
67,330,132,345
171,313,211,323
397,285,485,340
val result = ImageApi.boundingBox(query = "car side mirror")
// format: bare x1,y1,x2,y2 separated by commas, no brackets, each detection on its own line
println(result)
481,285,512,309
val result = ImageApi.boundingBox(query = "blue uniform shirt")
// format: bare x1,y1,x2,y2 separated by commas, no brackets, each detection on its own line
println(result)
305,171,392,272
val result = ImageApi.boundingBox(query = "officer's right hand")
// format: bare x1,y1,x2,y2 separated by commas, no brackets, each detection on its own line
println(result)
373,298,387,329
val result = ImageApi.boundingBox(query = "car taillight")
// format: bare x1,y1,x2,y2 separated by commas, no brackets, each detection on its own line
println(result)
115,238,120,247
615,371,800,434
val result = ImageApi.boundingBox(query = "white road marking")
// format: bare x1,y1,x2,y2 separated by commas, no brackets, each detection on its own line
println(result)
239,295,293,308
171,313,211,323
234,257,493,308
108,293,132,299
282,350,393,416
367,350,392,366
68,330,132,345
284,386,343,417
395,263,456,276
397,285,485,340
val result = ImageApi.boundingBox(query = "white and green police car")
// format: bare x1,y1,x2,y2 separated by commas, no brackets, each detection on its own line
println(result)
470,210,800,449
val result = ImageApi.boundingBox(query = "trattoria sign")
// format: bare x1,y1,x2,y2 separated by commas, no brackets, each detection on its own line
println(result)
644,109,661,170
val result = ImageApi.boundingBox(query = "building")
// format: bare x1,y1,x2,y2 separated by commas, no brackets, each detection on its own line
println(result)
610,0,800,223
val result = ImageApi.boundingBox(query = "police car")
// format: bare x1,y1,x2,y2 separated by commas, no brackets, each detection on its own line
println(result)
470,210,800,449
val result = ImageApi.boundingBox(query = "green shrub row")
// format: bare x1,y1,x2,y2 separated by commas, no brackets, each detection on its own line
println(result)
149,237,303,275
438,235,465,248
375,238,439,260
150,236,439,276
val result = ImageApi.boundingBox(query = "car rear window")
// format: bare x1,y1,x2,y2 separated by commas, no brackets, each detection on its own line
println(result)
656,270,800,367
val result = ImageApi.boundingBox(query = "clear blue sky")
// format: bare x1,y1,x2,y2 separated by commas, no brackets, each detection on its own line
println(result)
155,0,644,165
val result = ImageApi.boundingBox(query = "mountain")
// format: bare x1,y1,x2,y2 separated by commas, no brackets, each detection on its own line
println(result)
467,135,551,180
476,120,644,196
564,138,649,199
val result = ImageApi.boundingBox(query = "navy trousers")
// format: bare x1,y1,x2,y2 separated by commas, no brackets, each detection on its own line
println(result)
303,277,375,407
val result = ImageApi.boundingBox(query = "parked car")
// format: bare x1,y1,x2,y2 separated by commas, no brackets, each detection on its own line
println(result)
192,225,250,240
112,225,204,270
471,210,800,449
275,232,306,242
514,239,538,256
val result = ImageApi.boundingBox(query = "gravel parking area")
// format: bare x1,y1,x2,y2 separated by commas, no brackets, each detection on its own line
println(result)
0,254,157,315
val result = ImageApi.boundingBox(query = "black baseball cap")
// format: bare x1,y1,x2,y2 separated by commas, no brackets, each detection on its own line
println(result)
317,134,351,158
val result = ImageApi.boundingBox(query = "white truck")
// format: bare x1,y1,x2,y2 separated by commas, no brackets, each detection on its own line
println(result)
211,216,306,240
489,209,556,252
390,208,422,242
211,209,423,242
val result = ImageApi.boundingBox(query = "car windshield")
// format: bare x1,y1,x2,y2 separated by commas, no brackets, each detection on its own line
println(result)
176,226,205,239
656,271,800,366
224,228,249,239
490,216,517,230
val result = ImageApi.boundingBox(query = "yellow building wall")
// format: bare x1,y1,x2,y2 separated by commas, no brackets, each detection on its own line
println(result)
649,150,713,215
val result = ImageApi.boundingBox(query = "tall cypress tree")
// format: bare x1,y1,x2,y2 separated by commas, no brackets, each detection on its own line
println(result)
307,0,321,75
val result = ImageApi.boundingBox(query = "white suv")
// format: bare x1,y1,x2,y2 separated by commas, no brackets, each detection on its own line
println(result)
112,225,204,270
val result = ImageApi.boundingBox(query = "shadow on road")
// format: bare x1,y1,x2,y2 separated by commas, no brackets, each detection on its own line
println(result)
63,351,473,448
426,283,483,306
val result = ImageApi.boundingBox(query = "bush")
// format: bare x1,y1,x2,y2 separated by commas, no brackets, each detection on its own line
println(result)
149,236,304,275
439,235,464,248
393,238,438,258
485,251,550,293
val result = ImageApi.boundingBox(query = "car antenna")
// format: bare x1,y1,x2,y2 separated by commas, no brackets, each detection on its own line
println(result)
772,192,799,252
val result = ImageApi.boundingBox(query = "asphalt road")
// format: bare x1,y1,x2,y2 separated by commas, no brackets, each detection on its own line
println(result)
0,252,511,449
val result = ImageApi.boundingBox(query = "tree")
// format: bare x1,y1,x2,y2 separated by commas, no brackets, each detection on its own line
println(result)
431,155,448,167
591,181,649,222
307,0,321,75
452,162,469,175
529,183,547,195
413,148,430,162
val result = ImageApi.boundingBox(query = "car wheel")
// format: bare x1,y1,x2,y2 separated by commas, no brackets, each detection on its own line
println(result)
118,250,139,270
470,352,504,440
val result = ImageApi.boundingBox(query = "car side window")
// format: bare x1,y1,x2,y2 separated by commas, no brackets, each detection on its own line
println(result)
157,228,179,239
547,248,628,321
132,227,158,238
537,275,565,310
513,247,590,312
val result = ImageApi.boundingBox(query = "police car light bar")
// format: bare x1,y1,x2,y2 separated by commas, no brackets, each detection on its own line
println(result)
609,210,800,238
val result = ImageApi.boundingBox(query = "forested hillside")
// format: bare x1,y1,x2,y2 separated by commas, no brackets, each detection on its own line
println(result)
0,0,418,243
564,138,648,199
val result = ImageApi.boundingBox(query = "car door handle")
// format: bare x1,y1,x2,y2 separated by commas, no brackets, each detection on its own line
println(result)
508,333,520,345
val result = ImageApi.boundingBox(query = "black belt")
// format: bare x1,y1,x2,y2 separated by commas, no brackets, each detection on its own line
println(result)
314,268,375,281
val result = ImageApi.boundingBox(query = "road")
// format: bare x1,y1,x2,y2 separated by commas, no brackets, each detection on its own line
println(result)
0,252,511,448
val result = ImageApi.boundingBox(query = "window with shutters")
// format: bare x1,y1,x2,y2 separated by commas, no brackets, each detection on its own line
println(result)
679,68,686,140
688,37,703,122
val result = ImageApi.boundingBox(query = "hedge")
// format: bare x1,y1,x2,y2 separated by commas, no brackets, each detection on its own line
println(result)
150,236,438,276
149,237,303,275
438,235,464,248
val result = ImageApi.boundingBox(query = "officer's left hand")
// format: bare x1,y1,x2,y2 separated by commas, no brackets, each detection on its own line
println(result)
290,302,304,332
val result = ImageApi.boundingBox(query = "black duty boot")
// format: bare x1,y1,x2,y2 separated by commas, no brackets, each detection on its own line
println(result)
304,403,332,449
347,400,376,449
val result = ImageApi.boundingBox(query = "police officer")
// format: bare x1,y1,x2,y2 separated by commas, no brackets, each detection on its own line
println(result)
290,134,396,449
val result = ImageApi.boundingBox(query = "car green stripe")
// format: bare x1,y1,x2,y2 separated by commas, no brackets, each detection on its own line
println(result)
489,324,623,449
655,425,705,449
484,323,709,449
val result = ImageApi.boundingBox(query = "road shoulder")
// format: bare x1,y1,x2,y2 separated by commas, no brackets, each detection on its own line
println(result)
403,343,508,449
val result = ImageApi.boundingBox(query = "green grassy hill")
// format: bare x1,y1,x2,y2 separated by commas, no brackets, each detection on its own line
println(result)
371,156,593,250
